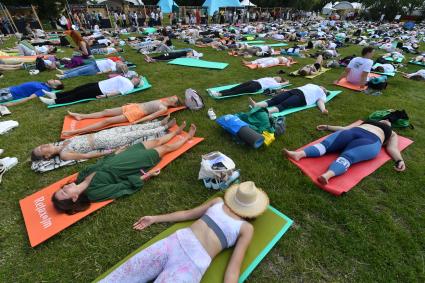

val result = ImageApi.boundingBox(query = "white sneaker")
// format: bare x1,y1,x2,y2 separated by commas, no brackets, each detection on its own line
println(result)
0,157,18,183
0,149,3,155
207,108,217,120
39,97,55,105
209,90,221,97
0,105,11,116
0,120,19,135
43,89,57,99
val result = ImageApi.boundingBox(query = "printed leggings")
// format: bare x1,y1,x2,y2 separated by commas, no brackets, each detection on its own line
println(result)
303,127,382,176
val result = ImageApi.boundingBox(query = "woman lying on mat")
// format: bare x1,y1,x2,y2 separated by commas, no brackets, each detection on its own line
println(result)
296,55,323,77
52,123,196,214
401,70,425,80
55,58,128,79
242,56,294,68
144,49,202,63
372,63,395,74
39,75,142,106
249,83,329,115
31,117,175,161
208,77,288,98
98,181,268,283
284,120,406,184
62,96,180,137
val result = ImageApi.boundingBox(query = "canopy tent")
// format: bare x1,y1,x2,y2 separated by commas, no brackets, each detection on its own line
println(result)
202,0,241,16
332,1,355,10
157,0,178,13
322,2,334,15
240,0,256,7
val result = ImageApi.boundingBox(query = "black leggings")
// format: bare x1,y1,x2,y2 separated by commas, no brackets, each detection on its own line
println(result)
55,83,102,104
153,51,187,61
219,81,262,97
266,89,306,112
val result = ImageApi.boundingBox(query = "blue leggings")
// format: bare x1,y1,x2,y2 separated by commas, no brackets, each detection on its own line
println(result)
303,127,382,176
62,61,99,79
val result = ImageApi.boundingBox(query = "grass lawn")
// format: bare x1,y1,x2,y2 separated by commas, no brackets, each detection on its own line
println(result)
0,35,424,282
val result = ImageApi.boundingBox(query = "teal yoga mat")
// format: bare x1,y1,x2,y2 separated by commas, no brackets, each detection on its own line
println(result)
207,83,291,100
47,77,152,109
242,41,266,44
252,43,288,47
266,90,342,118
384,57,403,63
409,60,425,67
372,63,396,77
168,58,229,70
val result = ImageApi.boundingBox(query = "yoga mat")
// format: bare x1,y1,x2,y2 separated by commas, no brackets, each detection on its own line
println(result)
290,68,330,79
280,50,301,57
269,90,342,118
245,60,297,70
94,203,293,283
384,57,403,63
408,60,425,67
251,43,288,47
240,40,266,44
335,73,381,91
61,104,186,139
47,77,152,109
207,83,291,100
168,58,229,70
20,129,204,247
289,121,413,196
372,63,396,77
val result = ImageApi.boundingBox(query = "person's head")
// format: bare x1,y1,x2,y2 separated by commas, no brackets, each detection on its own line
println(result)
130,76,141,87
319,86,329,95
379,119,392,127
361,46,374,58
273,76,282,83
116,62,128,74
298,68,308,76
162,95,180,107
375,66,385,73
52,183,91,215
47,79,64,90
31,144,57,161
224,181,269,219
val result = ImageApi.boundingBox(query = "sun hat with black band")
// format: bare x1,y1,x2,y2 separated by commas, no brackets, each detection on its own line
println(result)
224,181,269,218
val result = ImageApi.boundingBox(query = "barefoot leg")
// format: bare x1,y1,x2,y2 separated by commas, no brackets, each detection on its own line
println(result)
143,122,186,149
153,124,196,157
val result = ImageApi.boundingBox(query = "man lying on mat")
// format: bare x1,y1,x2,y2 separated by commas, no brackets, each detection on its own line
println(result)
39,75,142,106
242,56,294,68
98,181,267,283
249,83,330,115
334,46,374,86
296,54,323,77
52,122,195,214
401,69,425,80
0,79,64,106
208,77,288,98
284,120,406,184
61,95,180,137
144,49,202,63
31,117,175,162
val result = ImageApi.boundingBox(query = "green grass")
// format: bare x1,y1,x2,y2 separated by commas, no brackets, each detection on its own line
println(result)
1,36,425,282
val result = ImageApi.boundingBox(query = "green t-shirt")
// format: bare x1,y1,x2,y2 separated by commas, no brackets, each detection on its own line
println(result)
76,143,160,202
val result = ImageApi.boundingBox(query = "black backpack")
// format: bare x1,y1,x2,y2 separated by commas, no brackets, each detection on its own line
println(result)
367,75,388,90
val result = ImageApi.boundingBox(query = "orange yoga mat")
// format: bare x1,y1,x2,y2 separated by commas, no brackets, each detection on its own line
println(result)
20,130,204,247
289,121,413,196
335,73,381,91
60,105,186,139
245,61,297,69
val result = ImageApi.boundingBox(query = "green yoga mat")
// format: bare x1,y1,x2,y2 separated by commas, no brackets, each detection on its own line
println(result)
47,77,152,109
207,83,291,100
372,63,396,77
384,57,403,63
94,205,293,283
252,43,288,47
409,60,425,67
242,41,266,44
266,90,342,118
168,58,229,70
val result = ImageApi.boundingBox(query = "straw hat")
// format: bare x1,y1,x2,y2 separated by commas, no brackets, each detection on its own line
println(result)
224,181,269,218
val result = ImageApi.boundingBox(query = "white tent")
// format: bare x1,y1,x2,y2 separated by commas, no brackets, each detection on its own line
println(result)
240,0,256,7
322,2,334,15
332,1,354,10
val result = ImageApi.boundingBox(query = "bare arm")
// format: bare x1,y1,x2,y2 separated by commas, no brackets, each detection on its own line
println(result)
96,91,121,99
224,223,254,283
60,150,113,161
3,94,37,107
133,197,223,230
316,99,328,114
385,132,406,171
131,108,168,124
316,124,356,132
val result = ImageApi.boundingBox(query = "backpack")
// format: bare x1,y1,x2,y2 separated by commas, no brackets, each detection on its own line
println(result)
272,116,286,136
367,75,388,90
184,88,204,110
368,109,413,129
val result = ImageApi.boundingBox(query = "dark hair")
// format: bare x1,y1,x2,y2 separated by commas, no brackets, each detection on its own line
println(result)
410,75,425,81
31,149,42,162
375,66,385,73
361,46,374,56
54,81,64,90
51,190,91,215
298,69,308,76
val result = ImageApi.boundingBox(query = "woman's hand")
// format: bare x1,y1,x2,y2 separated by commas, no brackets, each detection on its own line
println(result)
316,125,328,131
133,216,156,231
394,160,406,172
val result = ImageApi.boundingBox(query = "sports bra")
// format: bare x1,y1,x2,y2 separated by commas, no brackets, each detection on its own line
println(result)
362,120,392,143
201,200,244,249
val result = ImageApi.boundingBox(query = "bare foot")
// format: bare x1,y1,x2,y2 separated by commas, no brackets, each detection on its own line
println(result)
317,175,329,185
166,118,176,128
248,97,257,107
187,124,196,139
242,60,250,65
68,111,84,120
283,149,305,161
176,121,187,134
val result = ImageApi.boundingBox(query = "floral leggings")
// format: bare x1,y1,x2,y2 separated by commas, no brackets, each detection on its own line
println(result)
99,228,211,283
